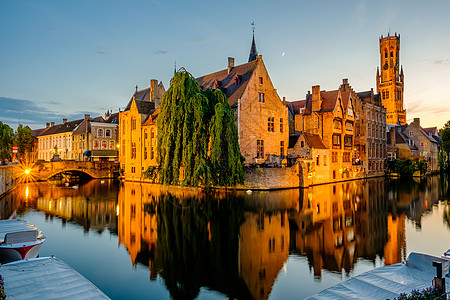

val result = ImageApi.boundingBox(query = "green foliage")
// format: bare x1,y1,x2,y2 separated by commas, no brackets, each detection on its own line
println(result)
441,121,450,155
157,70,244,187
16,124,34,159
143,166,159,183
387,158,427,177
0,121,14,161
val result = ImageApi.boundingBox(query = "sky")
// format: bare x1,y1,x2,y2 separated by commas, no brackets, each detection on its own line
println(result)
1,0,449,130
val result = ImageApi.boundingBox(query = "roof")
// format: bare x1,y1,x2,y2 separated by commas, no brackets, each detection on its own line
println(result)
125,87,152,110
356,90,371,100
196,59,259,107
32,128,47,137
106,112,119,124
142,109,159,126
320,90,340,113
303,132,327,149
395,131,418,150
289,100,306,115
135,100,155,115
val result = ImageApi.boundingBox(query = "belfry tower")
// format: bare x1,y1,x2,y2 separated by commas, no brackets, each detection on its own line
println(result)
376,33,406,125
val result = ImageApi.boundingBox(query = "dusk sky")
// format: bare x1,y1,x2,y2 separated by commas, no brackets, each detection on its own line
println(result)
1,0,449,129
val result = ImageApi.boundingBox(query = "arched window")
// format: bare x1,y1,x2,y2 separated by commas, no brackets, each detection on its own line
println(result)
105,129,111,137
98,129,104,137
109,141,115,149
101,140,107,149
93,140,99,149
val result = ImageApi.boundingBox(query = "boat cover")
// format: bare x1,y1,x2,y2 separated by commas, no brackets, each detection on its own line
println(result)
0,219,44,243
2,257,110,299
306,252,450,300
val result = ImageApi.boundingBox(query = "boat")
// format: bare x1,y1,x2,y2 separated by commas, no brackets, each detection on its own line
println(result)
2,256,110,299
306,252,450,300
0,219,46,263
443,249,450,260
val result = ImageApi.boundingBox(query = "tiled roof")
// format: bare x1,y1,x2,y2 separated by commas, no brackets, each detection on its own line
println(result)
32,128,48,137
320,90,339,113
340,91,351,110
396,132,418,150
288,100,306,115
125,88,151,110
135,100,155,115
106,112,119,124
356,91,371,100
142,109,159,126
40,119,83,136
303,132,327,149
195,59,258,107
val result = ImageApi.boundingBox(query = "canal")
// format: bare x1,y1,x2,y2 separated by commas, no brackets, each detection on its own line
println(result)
1,176,449,299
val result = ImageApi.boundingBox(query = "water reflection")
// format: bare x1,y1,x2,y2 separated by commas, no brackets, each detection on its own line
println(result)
2,175,449,299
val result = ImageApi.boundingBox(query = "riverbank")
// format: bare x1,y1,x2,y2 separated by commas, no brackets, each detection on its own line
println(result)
0,165,21,198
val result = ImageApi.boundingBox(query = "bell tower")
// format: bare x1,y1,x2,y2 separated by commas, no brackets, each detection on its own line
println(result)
376,33,406,125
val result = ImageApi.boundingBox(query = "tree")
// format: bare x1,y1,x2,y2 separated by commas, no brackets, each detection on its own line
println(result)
441,120,450,155
156,70,244,187
0,121,14,161
15,124,34,160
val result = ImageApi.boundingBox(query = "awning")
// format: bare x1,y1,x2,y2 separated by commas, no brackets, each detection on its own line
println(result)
83,150,91,156
91,150,118,157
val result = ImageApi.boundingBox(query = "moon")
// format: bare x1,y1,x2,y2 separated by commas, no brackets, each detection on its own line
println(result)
282,52,285,56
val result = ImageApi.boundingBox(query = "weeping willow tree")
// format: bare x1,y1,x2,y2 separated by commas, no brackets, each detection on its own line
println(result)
156,70,244,187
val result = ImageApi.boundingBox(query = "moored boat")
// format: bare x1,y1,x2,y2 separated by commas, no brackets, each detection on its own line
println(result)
443,249,450,260
0,219,46,263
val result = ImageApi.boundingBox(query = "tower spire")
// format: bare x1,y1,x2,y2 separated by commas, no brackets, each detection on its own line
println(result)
248,22,258,62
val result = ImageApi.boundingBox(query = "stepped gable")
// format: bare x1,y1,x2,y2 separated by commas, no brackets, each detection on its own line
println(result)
303,132,327,149
195,59,258,107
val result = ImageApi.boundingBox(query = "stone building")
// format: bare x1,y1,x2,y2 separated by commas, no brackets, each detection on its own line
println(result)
72,113,119,162
355,87,387,176
289,82,361,182
376,33,406,125
196,54,289,165
119,82,164,180
36,119,82,161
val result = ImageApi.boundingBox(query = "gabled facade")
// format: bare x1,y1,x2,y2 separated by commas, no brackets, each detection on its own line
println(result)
290,83,359,181
196,55,289,165
119,81,164,180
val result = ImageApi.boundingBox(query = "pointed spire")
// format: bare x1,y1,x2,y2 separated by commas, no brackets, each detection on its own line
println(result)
376,67,380,78
248,22,258,62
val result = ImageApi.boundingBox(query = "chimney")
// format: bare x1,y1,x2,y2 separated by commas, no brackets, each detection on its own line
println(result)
51,122,55,127
63,118,67,124
46,122,50,128
390,127,396,147
282,97,286,105
311,85,322,112
413,118,420,126
341,78,349,91
227,57,235,74
150,79,158,100
85,114,90,120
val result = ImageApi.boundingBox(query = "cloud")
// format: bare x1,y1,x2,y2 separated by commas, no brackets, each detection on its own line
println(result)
432,59,450,65
0,97,99,129
407,100,450,117
96,50,106,55
154,50,168,55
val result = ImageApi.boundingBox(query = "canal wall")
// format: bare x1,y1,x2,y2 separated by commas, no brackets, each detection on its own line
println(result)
0,165,21,198
244,162,303,190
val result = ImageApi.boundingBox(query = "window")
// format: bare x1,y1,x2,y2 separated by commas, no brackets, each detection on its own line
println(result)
259,77,263,84
144,147,147,159
344,135,352,147
258,92,265,103
332,151,338,163
131,118,136,130
280,118,283,133
257,140,264,158
151,145,154,160
316,155,319,166
93,140,99,149
267,117,274,132
386,91,389,98
151,130,154,139
390,51,393,57
343,152,350,163
334,120,341,130
345,121,353,131
131,142,136,159
280,141,284,157
332,134,341,147
409,131,414,137
421,141,427,147
109,141,115,149
101,140,107,149
144,129,147,139
300,141,304,147
105,129,111,137
235,76,240,85
385,51,388,58
131,166,135,173
98,129,104,137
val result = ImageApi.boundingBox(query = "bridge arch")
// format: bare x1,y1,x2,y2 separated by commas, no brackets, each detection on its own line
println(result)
45,169,98,181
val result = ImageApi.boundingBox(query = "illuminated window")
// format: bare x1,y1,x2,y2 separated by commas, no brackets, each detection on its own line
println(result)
101,140,107,149
332,134,341,146
93,140,99,149
109,141,115,149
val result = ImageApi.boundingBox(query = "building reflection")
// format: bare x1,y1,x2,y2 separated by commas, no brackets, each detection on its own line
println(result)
2,175,448,299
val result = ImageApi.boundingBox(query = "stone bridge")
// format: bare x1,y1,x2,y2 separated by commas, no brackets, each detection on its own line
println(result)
34,161,119,181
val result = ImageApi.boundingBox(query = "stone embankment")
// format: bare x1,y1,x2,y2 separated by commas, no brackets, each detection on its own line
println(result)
0,165,21,198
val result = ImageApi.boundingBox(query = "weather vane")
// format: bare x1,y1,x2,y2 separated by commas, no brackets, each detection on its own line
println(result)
251,22,255,34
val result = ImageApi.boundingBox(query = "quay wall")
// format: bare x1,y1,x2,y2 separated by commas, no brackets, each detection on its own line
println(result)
243,163,303,190
0,165,21,198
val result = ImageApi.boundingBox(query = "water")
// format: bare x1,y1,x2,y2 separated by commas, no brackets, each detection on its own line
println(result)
1,176,449,299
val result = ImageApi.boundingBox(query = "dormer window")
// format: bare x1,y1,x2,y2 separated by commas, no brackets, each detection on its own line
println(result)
213,80,220,89
234,75,241,86
299,108,304,114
